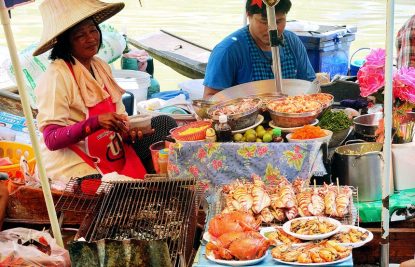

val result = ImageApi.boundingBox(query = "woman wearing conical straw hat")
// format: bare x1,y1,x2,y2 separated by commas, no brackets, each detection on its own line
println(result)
33,0,177,184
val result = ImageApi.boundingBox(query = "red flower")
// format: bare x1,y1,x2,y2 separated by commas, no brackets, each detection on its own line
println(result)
197,148,207,160
168,164,180,174
212,159,223,170
189,166,199,177
257,146,269,157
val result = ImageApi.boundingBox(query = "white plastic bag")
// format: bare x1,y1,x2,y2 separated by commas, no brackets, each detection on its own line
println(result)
0,227,71,266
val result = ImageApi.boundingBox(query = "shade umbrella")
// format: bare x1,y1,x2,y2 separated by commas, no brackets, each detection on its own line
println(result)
0,0,63,247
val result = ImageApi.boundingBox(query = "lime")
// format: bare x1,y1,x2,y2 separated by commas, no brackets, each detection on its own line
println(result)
233,133,243,142
263,133,273,143
256,129,266,139
245,129,256,137
246,133,257,142
256,138,263,142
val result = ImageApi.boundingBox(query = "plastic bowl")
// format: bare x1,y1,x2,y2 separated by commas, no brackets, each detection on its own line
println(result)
207,97,262,131
286,129,333,145
171,120,212,141
129,114,152,132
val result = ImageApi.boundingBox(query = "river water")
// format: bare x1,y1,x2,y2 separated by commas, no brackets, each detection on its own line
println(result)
0,0,414,90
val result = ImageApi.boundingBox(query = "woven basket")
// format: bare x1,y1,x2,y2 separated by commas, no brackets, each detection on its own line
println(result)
171,121,212,141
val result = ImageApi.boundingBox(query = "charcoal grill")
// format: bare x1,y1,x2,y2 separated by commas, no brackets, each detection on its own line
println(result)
61,175,203,267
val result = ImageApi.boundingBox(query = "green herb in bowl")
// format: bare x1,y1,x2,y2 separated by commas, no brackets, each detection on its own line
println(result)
318,110,353,132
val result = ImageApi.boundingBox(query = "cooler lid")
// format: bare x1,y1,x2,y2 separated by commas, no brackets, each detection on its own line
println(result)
287,20,357,44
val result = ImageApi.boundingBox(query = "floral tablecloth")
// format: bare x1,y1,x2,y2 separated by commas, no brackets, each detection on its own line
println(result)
167,141,325,186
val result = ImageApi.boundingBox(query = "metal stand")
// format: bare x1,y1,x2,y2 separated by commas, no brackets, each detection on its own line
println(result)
263,0,284,96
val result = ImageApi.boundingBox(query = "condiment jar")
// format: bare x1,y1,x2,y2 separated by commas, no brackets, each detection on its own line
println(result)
158,148,169,174
272,128,284,142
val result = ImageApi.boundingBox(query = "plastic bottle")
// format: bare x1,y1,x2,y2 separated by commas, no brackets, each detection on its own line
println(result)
158,148,169,174
272,128,284,143
215,115,232,142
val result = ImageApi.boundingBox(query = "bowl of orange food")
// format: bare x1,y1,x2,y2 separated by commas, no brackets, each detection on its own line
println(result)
267,97,323,128
286,125,333,145
171,121,212,141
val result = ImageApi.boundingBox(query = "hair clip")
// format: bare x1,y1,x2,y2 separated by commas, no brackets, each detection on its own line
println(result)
250,0,263,8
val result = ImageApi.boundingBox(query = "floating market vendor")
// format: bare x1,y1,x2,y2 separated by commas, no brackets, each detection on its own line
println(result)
34,0,176,183
203,0,316,99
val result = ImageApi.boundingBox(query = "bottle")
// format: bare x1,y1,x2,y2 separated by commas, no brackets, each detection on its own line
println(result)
158,148,169,174
205,127,217,142
272,128,284,142
215,115,232,142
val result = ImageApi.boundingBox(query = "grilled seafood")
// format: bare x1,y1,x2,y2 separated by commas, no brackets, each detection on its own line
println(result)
336,187,352,217
271,240,351,263
270,207,286,222
259,207,274,223
232,185,254,212
330,227,369,243
324,187,338,217
208,211,260,238
290,217,338,235
296,190,313,217
206,231,270,260
285,205,299,221
308,187,325,216
264,227,302,245
251,180,271,214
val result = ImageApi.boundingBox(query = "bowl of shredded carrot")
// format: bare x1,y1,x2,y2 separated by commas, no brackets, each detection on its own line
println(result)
286,125,333,144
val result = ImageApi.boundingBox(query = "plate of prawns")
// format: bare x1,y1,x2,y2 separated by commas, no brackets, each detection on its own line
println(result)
271,240,352,265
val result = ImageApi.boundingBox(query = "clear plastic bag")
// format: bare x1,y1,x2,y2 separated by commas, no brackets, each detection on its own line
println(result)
0,227,70,266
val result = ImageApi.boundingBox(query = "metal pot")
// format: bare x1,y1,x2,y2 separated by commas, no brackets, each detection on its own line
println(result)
353,112,383,140
331,141,389,202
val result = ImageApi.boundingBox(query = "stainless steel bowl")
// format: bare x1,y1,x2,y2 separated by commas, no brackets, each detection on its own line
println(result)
191,99,216,119
207,97,262,130
353,112,383,138
266,101,323,128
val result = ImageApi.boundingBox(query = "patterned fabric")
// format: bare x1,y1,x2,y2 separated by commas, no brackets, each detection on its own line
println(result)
396,14,415,68
167,142,324,186
280,42,297,79
357,188,415,223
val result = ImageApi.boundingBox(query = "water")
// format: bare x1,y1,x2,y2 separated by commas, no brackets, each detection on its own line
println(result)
0,0,414,90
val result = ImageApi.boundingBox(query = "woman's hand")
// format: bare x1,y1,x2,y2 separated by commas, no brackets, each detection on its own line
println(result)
128,127,155,144
98,112,129,133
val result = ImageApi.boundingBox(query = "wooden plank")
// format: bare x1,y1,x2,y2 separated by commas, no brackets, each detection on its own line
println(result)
128,30,211,79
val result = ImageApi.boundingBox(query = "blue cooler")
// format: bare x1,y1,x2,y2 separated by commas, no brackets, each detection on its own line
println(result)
292,24,357,78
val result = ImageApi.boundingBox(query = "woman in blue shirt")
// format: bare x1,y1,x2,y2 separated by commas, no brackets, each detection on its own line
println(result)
203,0,315,98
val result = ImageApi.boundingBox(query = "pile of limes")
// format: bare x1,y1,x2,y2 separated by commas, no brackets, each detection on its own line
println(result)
233,125,274,142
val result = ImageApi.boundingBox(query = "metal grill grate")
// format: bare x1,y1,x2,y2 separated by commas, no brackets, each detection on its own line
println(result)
76,176,202,267
55,176,112,224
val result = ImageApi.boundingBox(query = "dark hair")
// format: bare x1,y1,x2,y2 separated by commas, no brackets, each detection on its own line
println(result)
49,18,103,64
246,0,292,17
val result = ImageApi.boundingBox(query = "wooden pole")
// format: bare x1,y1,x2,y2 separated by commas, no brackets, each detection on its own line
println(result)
0,0,63,247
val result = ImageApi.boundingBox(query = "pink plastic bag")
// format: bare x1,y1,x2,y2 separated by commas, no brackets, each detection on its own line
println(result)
0,228,70,266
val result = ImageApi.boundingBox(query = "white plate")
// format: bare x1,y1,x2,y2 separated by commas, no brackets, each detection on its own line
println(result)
231,114,264,134
260,226,309,247
268,119,319,132
206,250,268,266
203,232,213,243
331,225,373,248
282,216,341,241
272,253,352,266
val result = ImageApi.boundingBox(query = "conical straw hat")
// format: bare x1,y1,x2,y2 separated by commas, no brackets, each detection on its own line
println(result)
33,0,124,56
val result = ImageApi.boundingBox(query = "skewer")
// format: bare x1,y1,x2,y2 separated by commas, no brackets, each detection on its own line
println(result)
336,177,340,194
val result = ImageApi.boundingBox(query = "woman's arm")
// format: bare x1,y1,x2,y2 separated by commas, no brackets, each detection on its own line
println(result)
43,116,100,151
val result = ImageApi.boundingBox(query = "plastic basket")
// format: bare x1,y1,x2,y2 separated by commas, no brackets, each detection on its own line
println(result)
0,141,36,178
171,121,212,141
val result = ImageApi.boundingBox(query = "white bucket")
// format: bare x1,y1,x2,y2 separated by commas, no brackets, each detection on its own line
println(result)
113,70,150,113
178,79,204,100
392,142,415,191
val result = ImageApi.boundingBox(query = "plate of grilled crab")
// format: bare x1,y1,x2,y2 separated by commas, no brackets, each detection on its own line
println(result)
329,225,373,248
282,216,341,240
260,226,309,247
271,240,352,265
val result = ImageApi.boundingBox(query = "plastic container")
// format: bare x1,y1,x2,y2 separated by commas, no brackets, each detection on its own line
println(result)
128,114,152,133
178,79,204,100
171,121,212,141
292,24,357,78
150,141,165,174
158,148,169,174
0,141,36,179
272,128,283,142
392,142,415,191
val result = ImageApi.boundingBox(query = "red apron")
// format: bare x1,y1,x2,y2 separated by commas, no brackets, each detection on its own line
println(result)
66,62,146,179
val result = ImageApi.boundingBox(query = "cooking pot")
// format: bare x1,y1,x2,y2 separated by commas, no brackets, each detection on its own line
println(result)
353,112,383,141
331,141,392,202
